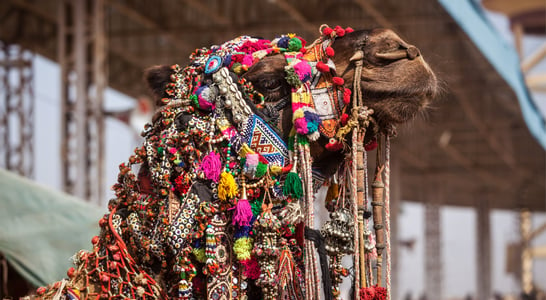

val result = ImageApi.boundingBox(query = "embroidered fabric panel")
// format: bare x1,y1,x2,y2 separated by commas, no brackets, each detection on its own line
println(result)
241,115,289,167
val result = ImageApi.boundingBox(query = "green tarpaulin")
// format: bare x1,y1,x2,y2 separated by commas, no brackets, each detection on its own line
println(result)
0,168,104,287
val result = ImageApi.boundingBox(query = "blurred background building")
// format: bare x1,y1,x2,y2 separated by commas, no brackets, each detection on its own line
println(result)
0,0,545,299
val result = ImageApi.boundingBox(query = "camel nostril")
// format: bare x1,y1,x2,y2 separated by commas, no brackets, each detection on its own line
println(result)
407,46,420,60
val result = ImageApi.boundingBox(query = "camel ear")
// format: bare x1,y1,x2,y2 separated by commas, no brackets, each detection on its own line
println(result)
144,65,173,107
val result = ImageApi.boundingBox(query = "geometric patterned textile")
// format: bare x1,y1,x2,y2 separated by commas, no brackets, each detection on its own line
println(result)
241,114,289,167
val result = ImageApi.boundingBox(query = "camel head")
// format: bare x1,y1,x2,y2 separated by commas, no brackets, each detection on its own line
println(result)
146,28,436,160
230,27,437,175
243,28,437,137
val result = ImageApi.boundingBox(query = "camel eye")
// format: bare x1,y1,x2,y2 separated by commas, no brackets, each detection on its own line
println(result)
259,78,282,91
384,40,399,51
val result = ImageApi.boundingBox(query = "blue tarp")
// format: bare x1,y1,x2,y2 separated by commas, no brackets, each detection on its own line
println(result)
439,0,546,150
0,168,104,287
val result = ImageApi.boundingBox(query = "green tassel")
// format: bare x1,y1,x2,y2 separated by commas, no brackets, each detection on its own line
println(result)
255,162,267,178
288,136,295,151
285,68,303,87
190,94,199,107
296,134,309,145
283,172,303,199
251,196,264,217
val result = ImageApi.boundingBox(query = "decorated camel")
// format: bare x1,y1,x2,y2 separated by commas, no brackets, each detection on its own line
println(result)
33,25,436,300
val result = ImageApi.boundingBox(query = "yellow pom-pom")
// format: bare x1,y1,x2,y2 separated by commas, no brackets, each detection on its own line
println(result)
238,144,255,157
232,63,243,75
233,237,253,261
270,165,282,175
218,171,238,201
192,247,206,263
293,109,305,120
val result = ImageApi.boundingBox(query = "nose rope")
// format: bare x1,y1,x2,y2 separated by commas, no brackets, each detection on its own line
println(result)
352,50,364,108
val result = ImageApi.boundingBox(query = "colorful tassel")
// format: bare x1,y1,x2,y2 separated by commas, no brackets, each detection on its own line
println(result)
283,172,303,199
199,151,222,182
218,171,238,201
251,197,263,217
233,237,253,261
203,225,219,275
233,184,253,226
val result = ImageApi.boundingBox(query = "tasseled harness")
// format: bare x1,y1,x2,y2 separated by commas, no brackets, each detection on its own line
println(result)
33,25,395,300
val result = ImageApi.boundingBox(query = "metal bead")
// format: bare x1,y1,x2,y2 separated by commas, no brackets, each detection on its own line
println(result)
213,73,222,83
219,86,228,95
224,100,232,108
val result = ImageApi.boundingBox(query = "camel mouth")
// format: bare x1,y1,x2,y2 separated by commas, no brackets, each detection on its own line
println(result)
359,59,438,127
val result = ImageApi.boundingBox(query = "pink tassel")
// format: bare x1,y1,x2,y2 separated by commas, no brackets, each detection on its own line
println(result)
199,151,221,182
242,257,261,280
232,198,253,226
233,182,253,226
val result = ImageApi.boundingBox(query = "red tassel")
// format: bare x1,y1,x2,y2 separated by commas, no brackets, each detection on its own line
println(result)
374,287,387,300
281,164,293,173
343,88,351,104
341,113,349,126
325,46,335,57
332,76,345,86
365,138,378,151
316,61,330,73
295,36,307,47
257,154,269,164
359,287,375,300
322,27,333,36
346,27,354,33
334,25,345,37
242,257,261,280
